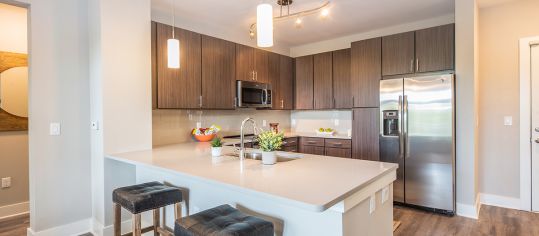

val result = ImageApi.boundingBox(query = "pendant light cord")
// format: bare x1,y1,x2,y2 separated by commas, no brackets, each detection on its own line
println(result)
171,0,175,39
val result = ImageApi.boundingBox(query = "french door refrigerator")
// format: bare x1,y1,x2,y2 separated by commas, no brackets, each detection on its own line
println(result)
379,73,455,214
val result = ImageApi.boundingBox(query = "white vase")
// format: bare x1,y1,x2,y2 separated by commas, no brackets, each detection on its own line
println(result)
262,151,277,165
211,147,222,157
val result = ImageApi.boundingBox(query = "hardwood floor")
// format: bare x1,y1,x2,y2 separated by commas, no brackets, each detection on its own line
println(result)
394,205,539,236
0,214,29,236
1,205,537,236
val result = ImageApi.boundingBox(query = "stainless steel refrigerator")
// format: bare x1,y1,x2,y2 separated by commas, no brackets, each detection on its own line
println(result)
379,73,455,214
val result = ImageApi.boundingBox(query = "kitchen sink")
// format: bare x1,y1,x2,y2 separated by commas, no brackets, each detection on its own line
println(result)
224,151,302,163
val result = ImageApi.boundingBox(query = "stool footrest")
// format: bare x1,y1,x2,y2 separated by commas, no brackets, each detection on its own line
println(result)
120,226,154,236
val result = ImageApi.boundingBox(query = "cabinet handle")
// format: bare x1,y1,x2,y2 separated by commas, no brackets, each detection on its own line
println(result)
255,71,258,81
199,96,202,108
307,141,316,144
416,59,419,72
410,59,414,72
234,97,237,108
281,100,284,109
352,96,355,107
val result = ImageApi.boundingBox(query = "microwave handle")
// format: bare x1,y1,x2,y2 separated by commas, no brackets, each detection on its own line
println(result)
261,89,267,104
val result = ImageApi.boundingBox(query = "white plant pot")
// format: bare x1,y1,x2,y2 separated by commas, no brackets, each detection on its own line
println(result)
211,147,222,157
262,151,277,165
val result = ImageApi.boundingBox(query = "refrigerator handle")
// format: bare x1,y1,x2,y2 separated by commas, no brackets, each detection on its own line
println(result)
403,95,409,158
398,95,404,159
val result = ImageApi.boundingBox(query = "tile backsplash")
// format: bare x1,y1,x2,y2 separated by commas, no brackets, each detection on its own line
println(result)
153,109,291,146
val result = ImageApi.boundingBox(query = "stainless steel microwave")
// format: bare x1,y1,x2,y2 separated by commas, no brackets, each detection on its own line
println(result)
236,80,272,108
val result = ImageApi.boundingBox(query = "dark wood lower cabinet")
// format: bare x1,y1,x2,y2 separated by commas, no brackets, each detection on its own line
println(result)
300,145,325,155
325,147,352,158
352,108,380,161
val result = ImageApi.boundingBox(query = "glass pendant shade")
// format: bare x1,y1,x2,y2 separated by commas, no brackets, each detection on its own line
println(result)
256,3,273,47
167,38,180,69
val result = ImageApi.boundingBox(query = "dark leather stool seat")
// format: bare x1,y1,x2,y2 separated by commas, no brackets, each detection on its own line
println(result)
113,181,183,214
174,204,274,236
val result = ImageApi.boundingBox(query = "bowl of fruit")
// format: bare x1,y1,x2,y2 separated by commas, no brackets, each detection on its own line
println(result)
316,128,335,136
192,125,221,142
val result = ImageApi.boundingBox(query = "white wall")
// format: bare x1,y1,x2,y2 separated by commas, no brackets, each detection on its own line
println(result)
13,0,93,233
454,0,480,218
478,0,539,201
88,0,152,233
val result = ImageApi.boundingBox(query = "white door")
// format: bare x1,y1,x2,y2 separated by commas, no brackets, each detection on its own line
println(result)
532,44,539,211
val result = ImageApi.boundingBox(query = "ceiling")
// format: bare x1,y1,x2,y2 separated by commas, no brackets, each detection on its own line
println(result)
152,0,454,49
477,0,521,8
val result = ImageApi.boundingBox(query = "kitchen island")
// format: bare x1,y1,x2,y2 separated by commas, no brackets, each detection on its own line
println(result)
106,142,397,236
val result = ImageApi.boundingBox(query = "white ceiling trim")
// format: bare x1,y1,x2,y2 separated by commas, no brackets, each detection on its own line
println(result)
290,13,455,57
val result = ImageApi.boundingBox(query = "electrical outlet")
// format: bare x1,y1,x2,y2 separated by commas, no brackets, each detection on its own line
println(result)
369,194,376,214
291,119,296,126
262,120,267,127
334,119,339,126
382,186,389,204
504,116,513,126
50,123,61,136
1,177,11,188
196,122,202,129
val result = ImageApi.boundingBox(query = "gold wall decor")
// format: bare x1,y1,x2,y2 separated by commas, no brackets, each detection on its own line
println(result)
0,51,28,131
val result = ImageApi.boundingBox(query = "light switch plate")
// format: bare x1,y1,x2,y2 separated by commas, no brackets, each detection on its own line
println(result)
382,186,389,204
196,122,202,129
334,119,340,126
262,120,267,127
504,116,513,126
369,195,376,214
50,123,61,136
291,119,296,126
91,121,99,130
1,177,11,188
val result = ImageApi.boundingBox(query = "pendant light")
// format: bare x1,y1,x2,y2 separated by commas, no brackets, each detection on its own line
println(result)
167,0,180,69
256,3,273,47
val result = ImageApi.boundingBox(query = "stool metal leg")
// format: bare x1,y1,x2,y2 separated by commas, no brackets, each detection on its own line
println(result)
174,202,182,222
133,213,142,236
153,208,160,236
114,203,121,236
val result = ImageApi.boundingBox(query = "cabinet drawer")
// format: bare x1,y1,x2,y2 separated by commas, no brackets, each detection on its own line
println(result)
325,147,352,158
301,137,325,147
324,139,352,148
282,137,299,147
282,146,298,152
300,145,325,155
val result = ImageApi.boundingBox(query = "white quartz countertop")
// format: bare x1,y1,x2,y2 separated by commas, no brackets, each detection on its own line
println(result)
106,142,397,212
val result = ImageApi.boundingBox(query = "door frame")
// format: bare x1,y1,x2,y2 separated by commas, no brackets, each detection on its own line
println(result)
519,36,539,211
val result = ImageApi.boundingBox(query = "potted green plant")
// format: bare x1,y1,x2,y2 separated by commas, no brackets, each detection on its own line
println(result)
257,131,284,165
210,137,223,157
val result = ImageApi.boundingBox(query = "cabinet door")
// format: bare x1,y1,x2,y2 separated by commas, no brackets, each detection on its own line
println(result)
295,55,314,109
156,23,201,108
279,56,294,109
268,52,281,109
382,32,415,76
415,24,455,73
201,35,236,109
313,52,333,109
351,38,381,108
300,145,325,155
332,49,352,109
325,147,352,158
255,49,269,83
236,44,255,82
352,108,380,161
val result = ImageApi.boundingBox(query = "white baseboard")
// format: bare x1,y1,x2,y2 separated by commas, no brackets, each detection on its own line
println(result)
0,201,29,220
92,218,152,236
456,195,481,219
27,218,92,236
480,193,521,210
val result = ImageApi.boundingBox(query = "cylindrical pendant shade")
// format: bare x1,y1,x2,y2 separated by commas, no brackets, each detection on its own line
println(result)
256,3,273,48
167,38,180,69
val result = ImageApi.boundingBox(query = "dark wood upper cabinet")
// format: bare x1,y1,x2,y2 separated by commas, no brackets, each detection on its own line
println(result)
156,22,201,109
415,24,455,73
279,56,294,110
268,52,281,110
255,49,269,83
352,108,380,161
382,32,415,76
351,38,381,108
332,49,351,109
295,55,314,110
201,35,236,109
236,44,255,82
313,52,333,109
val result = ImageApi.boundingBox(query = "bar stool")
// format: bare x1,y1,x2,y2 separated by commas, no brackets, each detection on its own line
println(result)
113,181,183,236
174,204,274,236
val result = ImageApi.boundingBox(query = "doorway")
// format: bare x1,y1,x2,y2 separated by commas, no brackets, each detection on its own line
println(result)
532,43,539,211
0,2,30,234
